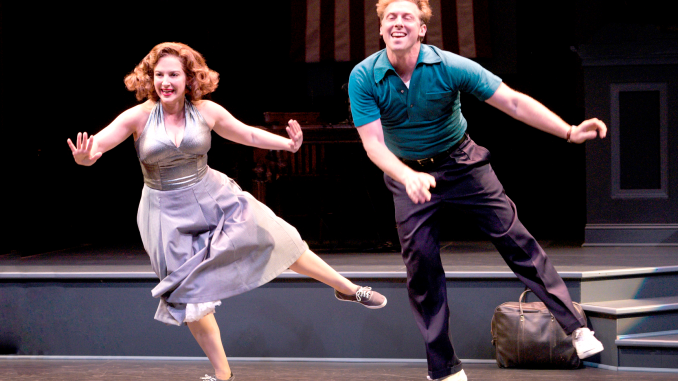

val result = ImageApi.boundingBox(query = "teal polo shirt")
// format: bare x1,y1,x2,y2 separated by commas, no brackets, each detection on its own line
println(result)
348,44,502,160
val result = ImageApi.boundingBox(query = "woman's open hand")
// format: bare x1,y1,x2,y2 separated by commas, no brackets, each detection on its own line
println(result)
286,120,303,153
67,132,103,166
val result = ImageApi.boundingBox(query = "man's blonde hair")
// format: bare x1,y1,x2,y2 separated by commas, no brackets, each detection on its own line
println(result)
376,0,432,25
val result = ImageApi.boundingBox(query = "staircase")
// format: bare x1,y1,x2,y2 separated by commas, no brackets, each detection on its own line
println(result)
578,267,678,372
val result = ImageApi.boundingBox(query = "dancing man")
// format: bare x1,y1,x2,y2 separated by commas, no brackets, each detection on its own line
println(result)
348,1,605,380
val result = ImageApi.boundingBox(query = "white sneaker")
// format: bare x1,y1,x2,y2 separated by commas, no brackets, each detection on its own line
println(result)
427,369,467,381
573,327,604,359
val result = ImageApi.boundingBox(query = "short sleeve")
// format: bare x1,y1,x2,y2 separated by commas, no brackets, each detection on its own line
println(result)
445,53,502,101
348,65,382,127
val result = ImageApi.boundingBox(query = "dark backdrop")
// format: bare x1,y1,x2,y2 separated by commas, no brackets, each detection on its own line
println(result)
1,0,672,254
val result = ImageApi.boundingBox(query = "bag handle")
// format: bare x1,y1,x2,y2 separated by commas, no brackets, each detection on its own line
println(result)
518,288,555,322
518,289,531,321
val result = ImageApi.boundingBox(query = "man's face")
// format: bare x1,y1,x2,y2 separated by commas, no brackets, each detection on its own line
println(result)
380,1,427,54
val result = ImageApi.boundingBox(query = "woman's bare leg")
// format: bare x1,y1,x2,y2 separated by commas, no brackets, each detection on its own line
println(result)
289,249,359,295
187,313,232,380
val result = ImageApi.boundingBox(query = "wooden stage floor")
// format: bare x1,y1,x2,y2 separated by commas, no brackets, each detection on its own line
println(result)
1,358,677,381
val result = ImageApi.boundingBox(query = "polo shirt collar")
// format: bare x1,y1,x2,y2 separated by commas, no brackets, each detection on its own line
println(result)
373,44,442,83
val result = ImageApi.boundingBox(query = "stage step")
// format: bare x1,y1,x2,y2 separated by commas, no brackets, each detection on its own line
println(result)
579,266,678,303
615,331,678,371
582,296,678,338
617,331,678,348
581,296,678,317
580,297,678,370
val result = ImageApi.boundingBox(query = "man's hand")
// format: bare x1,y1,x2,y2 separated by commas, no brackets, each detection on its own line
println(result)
403,170,437,204
569,118,607,144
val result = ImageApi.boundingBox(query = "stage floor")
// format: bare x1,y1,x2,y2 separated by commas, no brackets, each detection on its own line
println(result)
2,242,678,378
2,241,677,279
1,358,676,381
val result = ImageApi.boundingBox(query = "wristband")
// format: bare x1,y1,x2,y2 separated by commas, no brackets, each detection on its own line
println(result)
566,125,574,143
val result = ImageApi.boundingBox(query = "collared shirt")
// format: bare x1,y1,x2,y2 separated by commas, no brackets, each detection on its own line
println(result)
348,44,502,160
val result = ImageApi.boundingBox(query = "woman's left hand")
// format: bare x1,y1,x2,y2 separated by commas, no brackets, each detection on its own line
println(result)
286,119,303,152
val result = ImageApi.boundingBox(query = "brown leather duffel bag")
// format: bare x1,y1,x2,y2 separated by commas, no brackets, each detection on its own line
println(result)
491,289,585,369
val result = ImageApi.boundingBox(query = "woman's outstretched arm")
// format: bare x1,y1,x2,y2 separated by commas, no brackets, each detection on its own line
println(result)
67,103,150,166
200,101,302,153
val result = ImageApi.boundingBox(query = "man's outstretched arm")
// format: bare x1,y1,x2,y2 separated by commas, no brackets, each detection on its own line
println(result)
485,83,607,143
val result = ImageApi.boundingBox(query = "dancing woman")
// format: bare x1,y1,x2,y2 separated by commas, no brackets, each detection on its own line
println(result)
67,42,386,381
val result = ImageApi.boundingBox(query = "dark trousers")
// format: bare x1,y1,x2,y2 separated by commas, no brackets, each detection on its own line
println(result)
384,137,586,380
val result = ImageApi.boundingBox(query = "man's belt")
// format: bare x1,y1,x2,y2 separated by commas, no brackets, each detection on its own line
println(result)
400,134,468,170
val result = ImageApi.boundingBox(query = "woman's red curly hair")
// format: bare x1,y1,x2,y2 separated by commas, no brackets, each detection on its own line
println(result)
124,42,219,102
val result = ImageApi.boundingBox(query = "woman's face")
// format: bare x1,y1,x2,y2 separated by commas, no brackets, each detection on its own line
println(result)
154,55,187,103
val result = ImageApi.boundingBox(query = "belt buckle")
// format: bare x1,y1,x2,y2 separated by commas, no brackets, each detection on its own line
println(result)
416,157,434,167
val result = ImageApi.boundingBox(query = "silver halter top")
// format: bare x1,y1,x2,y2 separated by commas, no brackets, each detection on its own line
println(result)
135,100,211,190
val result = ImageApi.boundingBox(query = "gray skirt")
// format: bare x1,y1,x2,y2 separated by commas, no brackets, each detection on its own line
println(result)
137,168,307,325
